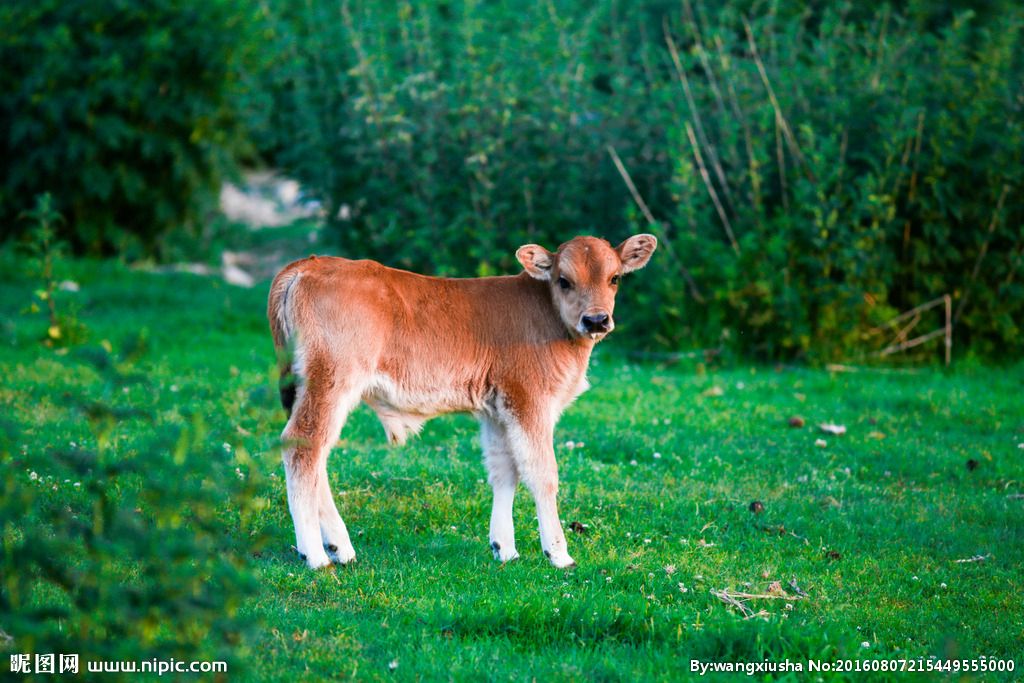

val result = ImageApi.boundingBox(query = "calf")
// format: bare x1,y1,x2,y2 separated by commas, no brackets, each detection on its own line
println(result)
267,234,657,569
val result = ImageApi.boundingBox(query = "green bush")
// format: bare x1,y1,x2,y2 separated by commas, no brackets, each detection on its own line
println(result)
255,0,1022,361
0,0,258,256
652,4,1024,360
0,336,264,673
253,0,671,275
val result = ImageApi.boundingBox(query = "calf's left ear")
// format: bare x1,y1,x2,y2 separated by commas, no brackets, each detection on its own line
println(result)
516,244,554,280
616,233,658,273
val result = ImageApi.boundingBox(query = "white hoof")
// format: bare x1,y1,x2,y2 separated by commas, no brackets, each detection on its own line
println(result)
544,549,576,569
325,541,357,565
303,548,333,570
490,541,520,563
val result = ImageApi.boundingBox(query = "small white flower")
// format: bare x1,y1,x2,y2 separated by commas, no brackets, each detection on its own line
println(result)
69,441,77,448
605,576,612,582
643,538,651,544
29,471,38,481
169,384,179,392
562,593,572,599
663,418,671,425
575,441,585,449
940,582,947,589
388,660,398,671
815,438,827,448
653,452,662,459
565,440,575,449
861,641,871,649
73,482,81,487
678,583,688,593
736,381,745,389
553,607,560,614
630,459,638,466
912,575,919,581
784,603,794,610
222,442,232,452
235,467,245,480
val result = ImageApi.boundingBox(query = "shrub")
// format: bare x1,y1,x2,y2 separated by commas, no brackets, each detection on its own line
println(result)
650,3,1024,360
252,0,670,276
0,337,264,673
254,0,1022,361
0,0,258,256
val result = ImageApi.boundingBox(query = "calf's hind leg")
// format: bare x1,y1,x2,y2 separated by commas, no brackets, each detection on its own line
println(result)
281,359,360,569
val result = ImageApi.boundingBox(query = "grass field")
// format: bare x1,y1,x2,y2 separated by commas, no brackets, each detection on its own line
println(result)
2,252,1023,681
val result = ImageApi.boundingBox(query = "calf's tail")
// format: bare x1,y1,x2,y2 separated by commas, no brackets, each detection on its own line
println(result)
267,267,302,416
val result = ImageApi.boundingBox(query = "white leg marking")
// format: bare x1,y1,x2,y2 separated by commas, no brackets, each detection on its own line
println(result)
282,444,332,569
480,417,519,562
317,466,356,564
503,415,575,568
282,374,362,570
316,389,361,565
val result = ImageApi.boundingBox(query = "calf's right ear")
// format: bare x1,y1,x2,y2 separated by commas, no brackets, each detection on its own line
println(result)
516,244,554,280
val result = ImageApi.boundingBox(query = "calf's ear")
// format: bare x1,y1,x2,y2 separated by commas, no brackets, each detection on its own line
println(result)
616,234,658,273
516,244,554,280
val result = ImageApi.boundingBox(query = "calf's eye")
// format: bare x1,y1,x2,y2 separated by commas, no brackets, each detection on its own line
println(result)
610,274,620,286
557,276,573,291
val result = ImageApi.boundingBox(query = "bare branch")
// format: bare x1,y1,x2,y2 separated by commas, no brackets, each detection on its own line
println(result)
685,123,740,254
743,17,816,184
664,17,736,213
606,145,706,302
954,184,1010,324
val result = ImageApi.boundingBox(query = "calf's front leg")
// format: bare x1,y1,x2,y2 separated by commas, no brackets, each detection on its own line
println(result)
505,417,575,569
480,417,520,562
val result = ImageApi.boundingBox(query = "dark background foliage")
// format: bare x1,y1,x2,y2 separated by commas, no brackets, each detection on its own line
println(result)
0,0,254,256
2,0,1022,359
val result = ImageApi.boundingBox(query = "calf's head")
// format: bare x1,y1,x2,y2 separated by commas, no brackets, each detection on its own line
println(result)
516,234,657,340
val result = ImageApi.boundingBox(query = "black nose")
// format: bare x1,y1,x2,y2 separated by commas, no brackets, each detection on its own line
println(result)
582,313,610,333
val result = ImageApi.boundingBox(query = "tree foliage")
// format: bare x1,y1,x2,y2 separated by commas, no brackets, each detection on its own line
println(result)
255,0,1023,360
0,0,256,256
3,0,1021,359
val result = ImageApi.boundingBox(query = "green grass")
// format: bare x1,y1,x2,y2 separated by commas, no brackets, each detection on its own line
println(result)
2,254,1022,681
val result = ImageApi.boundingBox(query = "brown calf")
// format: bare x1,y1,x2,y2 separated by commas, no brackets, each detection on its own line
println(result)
267,234,657,568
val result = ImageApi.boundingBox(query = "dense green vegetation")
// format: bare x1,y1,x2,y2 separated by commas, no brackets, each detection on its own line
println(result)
2,249,1022,679
0,0,256,256
256,0,1024,360
2,0,1022,358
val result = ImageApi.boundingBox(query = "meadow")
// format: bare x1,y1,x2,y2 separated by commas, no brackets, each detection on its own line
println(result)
2,247,1022,681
